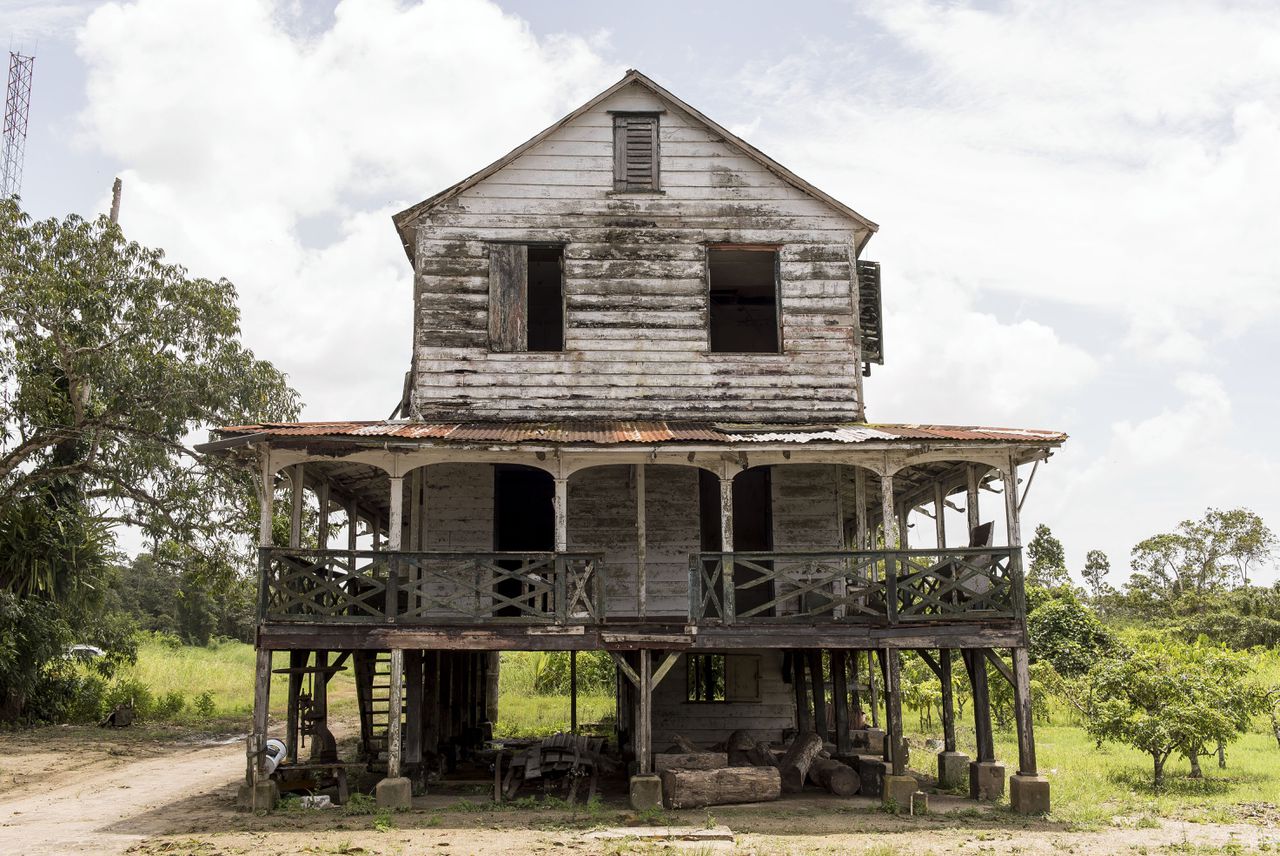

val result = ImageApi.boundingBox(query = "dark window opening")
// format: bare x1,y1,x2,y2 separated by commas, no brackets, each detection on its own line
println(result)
612,112,659,192
493,465,555,617
527,246,564,352
708,248,779,353
488,243,564,352
687,653,725,702
698,467,775,619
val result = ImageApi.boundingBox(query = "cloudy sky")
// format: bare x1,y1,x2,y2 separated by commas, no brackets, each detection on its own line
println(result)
4,0,1279,584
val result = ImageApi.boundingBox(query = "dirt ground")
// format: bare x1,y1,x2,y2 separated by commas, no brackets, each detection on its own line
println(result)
1,726,1277,856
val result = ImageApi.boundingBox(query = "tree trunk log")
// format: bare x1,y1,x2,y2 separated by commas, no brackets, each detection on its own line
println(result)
749,741,779,767
671,734,700,754
778,731,824,793
726,729,756,766
653,752,728,774
660,766,782,809
807,757,860,796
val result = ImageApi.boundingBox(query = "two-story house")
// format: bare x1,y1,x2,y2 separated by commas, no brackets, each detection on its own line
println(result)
203,70,1061,815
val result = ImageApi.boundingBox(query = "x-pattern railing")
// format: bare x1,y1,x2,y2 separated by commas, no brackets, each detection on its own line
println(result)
259,549,605,625
689,548,1021,625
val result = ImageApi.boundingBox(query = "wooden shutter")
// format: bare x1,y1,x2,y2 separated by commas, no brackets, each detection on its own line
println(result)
488,243,527,351
857,259,883,365
613,114,659,191
725,655,761,702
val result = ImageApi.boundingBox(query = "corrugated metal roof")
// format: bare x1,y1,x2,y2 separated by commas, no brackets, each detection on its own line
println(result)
214,420,1066,446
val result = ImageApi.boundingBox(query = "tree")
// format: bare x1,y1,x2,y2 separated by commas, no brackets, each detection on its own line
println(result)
1086,638,1262,787
1027,524,1069,587
1026,585,1113,677
0,199,298,720
1081,549,1111,600
1129,508,1277,601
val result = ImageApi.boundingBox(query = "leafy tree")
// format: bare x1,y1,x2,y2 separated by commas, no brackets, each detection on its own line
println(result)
1129,508,1276,601
1087,638,1263,787
1081,549,1111,600
1026,584,1114,677
1027,524,1069,587
0,199,298,720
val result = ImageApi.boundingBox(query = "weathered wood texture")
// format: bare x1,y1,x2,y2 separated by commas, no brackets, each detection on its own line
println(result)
808,757,860,796
409,82,866,422
653,752,728,773
651,651,793,750
661,765,782,809
778,730,825,793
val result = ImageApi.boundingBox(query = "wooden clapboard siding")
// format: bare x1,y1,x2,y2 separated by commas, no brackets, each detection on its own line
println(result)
567,466,639,615
652,651,795,749
772,465,845,616
422,463,494,550
644,465,701,618
409,81,865,423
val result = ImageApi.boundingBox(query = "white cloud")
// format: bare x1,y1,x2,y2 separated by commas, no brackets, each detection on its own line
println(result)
76,0,616,418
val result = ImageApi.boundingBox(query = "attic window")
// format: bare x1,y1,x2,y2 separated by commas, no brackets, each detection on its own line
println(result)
488,243,564,352
613,112,659,192
707,247,780,353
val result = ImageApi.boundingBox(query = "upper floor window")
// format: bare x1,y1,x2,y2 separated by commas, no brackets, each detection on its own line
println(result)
612,112,660,192
707,246,780,353
488,243,564,352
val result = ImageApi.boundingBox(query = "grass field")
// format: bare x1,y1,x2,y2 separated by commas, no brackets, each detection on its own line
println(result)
117,638,1280,827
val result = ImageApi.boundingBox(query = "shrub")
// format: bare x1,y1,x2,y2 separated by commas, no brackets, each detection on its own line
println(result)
103,677,154,719
193,690,216,718
153,690,186,719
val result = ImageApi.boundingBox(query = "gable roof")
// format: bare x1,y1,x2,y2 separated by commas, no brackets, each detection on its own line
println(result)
391,69,879,261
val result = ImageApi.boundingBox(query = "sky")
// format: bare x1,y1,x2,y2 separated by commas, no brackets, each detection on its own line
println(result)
2,0,1278,585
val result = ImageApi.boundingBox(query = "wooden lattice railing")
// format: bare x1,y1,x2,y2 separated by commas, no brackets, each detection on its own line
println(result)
688,548,1023,624
259,548,605,624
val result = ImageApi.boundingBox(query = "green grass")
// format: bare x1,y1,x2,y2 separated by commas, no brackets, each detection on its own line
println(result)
495,692,615,738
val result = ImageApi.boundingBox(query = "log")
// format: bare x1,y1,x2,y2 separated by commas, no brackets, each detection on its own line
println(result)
660,766,782,809
672,734,700,754
726,730,756,766
807,757,860,796
749,741,779,768
778,731,824,793
653,752,728,774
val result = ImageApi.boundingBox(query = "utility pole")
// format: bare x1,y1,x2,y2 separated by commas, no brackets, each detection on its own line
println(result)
110,177,122,223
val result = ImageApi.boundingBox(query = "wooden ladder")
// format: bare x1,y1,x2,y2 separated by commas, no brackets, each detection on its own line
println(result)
355,650,403,764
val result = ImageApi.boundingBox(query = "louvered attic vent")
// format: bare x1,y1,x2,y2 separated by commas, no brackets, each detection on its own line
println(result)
613,112,659,192
857,259,884,366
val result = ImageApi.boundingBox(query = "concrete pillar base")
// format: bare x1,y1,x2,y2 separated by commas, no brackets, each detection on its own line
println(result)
851,727,886,756
375,776,413,810
970,760,1006,801
937,750,970,790
630,774,663,811
882,774,917,811
855,756,888,798
236,780,279,811
1009,774,1051,814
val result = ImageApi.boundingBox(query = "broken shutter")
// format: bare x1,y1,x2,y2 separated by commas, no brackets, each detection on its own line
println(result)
488,243,528,351
857,259,883,365
613,113,659,191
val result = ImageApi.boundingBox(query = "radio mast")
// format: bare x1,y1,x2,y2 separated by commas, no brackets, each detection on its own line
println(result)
2,51,35,198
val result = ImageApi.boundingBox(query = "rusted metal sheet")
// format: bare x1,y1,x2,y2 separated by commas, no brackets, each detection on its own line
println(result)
214,420,1066,446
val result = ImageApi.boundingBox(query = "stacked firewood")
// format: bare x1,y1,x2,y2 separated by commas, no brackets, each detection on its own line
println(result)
656,730,860,809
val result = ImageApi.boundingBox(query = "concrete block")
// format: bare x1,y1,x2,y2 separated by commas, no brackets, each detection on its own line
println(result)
969,760,1006,801
850,727,887,756
236,780,279,811
375,776,413,810
855,756,888,798
882,774,917,811
937,751,970,790
1009,774,1051,814
910,790,930,815
629,774,663,812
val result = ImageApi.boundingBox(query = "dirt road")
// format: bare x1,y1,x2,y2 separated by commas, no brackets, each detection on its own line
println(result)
0,730,243,856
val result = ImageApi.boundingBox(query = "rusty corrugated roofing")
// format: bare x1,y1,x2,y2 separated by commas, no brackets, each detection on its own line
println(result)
214,420,1066,446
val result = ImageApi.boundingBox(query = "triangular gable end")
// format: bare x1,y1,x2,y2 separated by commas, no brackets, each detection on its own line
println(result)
391,69,878,261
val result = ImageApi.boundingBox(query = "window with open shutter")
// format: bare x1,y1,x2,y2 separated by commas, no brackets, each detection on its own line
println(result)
489,243,527,352
857,259,884,366
613,113,659,192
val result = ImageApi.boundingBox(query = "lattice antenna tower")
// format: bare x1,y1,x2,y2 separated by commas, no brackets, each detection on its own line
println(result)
2,51,35,198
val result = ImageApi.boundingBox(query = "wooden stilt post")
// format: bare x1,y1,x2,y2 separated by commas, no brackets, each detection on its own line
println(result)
808,649,827,741
940,648,956,753
405,650,424,771
387,649,405,779
249,645,273,806
850,649,863,725
792,651,811,733
1012,647,1037,775
885,650,905,776
637,649,653,775
868,650,880,729
832,649,851,754
967,650,995,762
285,650,306,763
570,649,579,733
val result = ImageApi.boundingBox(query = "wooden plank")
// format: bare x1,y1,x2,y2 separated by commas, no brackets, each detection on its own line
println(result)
1012,646,1038,775
387,649,405,779
487,243,527,351
831,649,850,755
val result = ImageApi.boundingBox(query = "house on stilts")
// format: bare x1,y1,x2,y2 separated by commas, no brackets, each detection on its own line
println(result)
201,69,1060,814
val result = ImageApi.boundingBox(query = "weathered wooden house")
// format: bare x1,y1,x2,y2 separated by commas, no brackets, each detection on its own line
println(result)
204,70,1061,813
